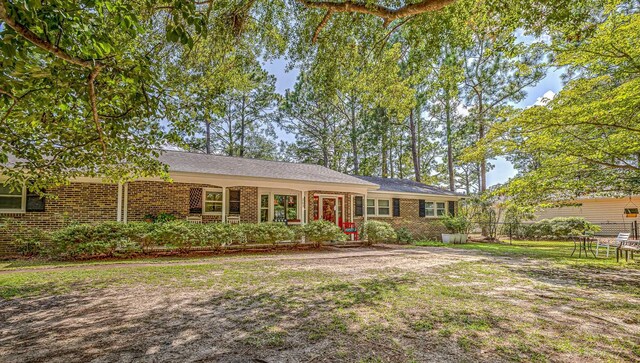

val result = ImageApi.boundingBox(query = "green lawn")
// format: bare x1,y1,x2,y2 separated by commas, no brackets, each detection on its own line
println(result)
414,239,640,269
1,243,638,362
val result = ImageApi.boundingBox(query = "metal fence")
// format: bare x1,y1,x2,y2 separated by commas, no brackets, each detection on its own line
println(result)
471,220,638,240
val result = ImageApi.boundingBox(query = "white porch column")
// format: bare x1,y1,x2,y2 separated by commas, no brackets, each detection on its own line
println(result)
116,183,123,222
363,192,368,222
221,186,226,223
301,191,307,225
123,183,129,223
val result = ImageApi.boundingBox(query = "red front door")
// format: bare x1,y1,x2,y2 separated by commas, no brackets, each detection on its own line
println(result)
322,198,336,224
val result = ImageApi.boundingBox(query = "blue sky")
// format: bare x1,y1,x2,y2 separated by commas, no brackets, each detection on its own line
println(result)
263,59,565,187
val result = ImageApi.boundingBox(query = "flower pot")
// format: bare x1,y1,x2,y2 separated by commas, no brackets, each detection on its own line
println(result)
457,234,468,244
441,233,454,243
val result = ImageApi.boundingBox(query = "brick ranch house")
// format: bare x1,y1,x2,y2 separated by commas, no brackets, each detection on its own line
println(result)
0,151,463,253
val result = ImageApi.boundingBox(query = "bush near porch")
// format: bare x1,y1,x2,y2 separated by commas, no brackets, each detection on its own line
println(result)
10,220,349,260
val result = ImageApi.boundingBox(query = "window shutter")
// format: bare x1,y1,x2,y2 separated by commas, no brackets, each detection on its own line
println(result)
189,188,202,214
448,201,456,216
419,200,426,217
392,198,400,217
229,190,241,214
354,196,363,217
26,191,45,212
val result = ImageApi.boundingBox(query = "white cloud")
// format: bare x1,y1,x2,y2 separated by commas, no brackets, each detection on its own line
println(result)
456,103,469,117
533,90,556,106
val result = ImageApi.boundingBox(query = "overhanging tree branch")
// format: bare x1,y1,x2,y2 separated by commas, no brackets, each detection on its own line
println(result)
0,1,105,69
88,67,107,154
1,0,108,153
301,0,455,40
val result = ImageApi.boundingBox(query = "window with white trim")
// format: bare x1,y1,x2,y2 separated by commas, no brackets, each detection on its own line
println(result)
424,201,446,217
274,194,298,221
366,199,376,215
203,188,223,214
366,198,391,217
260,194,269,222
0,184,25,213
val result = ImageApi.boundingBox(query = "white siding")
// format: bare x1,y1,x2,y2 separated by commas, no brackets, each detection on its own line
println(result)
536,197,640,223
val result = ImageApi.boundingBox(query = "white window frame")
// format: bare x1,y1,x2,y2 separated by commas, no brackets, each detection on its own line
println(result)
202,187,224,216
424,201,447,218
259,193,270,223
366,198,391,217
257,189,303,224
0,183,26,214
273,194,299,221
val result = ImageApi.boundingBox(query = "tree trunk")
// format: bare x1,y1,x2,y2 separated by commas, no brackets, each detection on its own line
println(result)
445,97,454,191
409,108,421,182
479,121,487,192
205,117,211,154
350,103,359,175
381,110,388,178
478,100,487,192
239,94,246,157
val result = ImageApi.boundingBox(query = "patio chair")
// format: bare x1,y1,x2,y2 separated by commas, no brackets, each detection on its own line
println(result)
617,239,640,262
185,215,202,224
343,222,359,241
596,232,629,258
226,215,241,224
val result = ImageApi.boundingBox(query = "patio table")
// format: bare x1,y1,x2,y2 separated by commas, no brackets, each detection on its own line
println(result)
571,235,596,258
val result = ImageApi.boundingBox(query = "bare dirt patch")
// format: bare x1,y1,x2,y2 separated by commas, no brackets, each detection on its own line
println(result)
1,246,638,362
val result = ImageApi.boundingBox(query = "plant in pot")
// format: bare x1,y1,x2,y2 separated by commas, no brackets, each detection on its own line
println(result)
440,214,472,243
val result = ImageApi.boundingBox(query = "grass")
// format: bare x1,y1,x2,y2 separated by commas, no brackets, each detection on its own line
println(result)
413,239,640,269
1,242,639,362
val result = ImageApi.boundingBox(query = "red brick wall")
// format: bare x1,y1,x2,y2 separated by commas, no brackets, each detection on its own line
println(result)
0,181,260,254
352,198,452,241
0,182,118,254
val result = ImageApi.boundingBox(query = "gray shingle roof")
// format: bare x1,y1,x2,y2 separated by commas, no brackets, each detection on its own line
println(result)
159,151,377,186
354,176,462,196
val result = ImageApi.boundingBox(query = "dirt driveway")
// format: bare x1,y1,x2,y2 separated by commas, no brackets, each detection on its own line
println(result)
1,246,638,362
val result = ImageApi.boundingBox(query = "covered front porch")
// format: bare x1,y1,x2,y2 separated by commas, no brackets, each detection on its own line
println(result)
120,173,373,233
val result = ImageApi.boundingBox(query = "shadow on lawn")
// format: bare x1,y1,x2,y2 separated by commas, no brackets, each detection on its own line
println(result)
508,262,640,296
0,276,463,363
2,249,639,363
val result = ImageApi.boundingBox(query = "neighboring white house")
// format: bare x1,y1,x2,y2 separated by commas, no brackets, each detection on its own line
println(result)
535,196,639,236
535,196,640,224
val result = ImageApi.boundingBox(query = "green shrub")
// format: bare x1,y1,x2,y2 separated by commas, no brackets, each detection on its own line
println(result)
439,214,472,234
395,227,414,244
48,223,96,258
155,212,177,223
123,222,157,253
514,217,601,239
150,220,195,252
363,221,397,245
302,220,346,247
13,228,49,256
240,223,294,244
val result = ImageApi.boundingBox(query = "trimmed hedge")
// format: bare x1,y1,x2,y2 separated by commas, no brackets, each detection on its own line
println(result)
302,220,347,247
507,217,601,240
11,220,350,259
363,221,397,245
